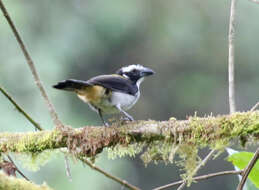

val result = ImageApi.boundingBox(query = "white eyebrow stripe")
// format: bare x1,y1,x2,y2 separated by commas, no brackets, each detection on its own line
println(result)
121,64,145,73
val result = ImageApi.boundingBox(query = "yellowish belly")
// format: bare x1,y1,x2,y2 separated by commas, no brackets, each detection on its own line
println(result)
76,85,118,113
76,85,107,104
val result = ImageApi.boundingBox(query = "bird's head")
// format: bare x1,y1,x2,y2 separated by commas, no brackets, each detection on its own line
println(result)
116,64,155,86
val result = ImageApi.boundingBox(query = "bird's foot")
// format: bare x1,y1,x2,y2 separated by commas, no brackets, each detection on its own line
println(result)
103,121,109,127
120,116,134,124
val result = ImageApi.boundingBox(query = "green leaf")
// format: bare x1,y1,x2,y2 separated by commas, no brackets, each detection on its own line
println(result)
245,179,258,190
227,152,259,188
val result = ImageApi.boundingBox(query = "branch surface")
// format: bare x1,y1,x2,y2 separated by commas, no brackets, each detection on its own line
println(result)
1,111,258,157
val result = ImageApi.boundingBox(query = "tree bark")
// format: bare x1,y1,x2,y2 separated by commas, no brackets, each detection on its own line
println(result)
1,111,258,157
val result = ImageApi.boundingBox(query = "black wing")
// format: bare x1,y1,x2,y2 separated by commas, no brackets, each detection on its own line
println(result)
87,75,138,96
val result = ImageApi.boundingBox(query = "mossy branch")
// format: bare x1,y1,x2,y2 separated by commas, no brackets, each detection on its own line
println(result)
0,111,258,157
0,172,53,190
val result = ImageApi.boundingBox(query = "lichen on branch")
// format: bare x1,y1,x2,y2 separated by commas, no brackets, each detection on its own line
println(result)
0,111,259,160
0,111,259,185
0,171,53,190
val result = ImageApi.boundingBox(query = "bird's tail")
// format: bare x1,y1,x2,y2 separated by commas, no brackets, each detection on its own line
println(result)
53,79,90,91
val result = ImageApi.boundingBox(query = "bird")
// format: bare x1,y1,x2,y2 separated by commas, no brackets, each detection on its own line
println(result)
53,64,154,126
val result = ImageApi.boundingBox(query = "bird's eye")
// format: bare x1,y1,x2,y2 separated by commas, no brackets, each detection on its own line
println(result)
132,69,137,73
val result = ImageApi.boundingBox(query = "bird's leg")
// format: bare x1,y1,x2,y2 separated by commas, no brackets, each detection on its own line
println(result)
98,109,109,127
116,105,134,121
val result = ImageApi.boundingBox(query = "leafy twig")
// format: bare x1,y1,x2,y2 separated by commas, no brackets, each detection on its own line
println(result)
0,0,62,128
228,0,238,114
0,85,43,131
79,157,141,190
236,148,259,190
153,170,243,190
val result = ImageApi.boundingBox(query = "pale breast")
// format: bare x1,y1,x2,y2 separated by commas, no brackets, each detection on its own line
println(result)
111,91,140,110
76,86,140,114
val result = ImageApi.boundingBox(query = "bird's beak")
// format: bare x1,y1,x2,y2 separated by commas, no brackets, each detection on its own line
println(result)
141,67,155,77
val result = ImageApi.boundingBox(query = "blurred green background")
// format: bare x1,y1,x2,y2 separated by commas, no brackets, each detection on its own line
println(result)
1,0,259,189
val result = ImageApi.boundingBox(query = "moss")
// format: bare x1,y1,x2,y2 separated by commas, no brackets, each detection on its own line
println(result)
0,131,62,173
106,112,259,186
15,150,60,172
1,111,259,188
177,144,199,186
141,140,175,165
0,171,53,190
218,112,259,145
0,130,62,154
107,143,144,159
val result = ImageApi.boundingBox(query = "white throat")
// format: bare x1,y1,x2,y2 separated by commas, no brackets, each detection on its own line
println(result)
136,77,145,89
